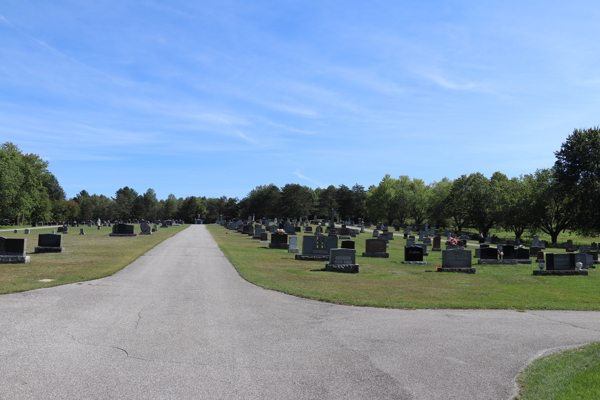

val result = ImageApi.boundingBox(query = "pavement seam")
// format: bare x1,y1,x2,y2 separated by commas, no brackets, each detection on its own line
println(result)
526,311,600,334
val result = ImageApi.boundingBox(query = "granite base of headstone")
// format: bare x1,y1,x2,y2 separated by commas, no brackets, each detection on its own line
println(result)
362,239,389,258
0,238,30,263
268,233,289,249
533,253,589,276
34,234,64,253
109,224,137,237
325,249,359,273
438,249,475,273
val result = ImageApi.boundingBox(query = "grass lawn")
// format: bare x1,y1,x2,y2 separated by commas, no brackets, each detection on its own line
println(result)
207,224,599,310
516,342,600,400
0,224,188,294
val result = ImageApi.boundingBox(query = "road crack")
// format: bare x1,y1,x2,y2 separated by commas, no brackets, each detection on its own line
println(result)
527,311,600,334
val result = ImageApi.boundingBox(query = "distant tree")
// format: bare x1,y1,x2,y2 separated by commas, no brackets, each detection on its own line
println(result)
114,187,138,220
142,189,158,221
407,178,430,227
131,195,147,220
336,184,353,221
43,173,65,202
366,175,400,224
445,175,471,232
463,172,509,237
316,185,337,218
162,194,178,220
502,176,535,239
223,197,239,220
554,127,600,235
52,200,80,222
241,184,280,219
530,168,572,244
177,196,207,222
278,184,313,218
351,184,368,222
0,142,53,224
426,178,452,228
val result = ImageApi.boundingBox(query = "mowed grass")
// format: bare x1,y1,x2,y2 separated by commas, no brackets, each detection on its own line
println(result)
0,224,188,294
516,342,600,400
207,224,600,310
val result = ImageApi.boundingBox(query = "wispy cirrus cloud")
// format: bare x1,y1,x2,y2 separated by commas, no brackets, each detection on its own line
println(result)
420,72,478,91
292,170,326,188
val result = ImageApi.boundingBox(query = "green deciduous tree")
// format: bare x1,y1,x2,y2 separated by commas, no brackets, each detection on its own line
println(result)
0,143,55,224
114,187,138,220
530,168,572,244
278,184,313,218
554,127,600,235
502,176,535,239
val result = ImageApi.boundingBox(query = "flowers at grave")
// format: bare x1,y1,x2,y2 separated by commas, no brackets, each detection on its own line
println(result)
274,229,285,234
446,237,458,245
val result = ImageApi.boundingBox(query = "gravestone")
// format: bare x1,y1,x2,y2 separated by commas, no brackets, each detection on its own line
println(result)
62,225,69,234
534,253,588,275
325,249,359,273
315,226,321,235
268,233,289,249
0,237,30,263
406,238,415,247
372,230,379,238
402,246,426,264
304,226,313,233
24,229,30,234
109,224,137,237
439,249,475,273
260,232,269,243
140,222,152,235
423,237,431,245
432,236,441,251
502,245,515,259
516,248,530,260
412,243,428,256
80,228,85,235
296,236,338,261
288,236,299,253
341,240,355,250
35,234,64,253
480,248,498,260
362,238,389,258
537,251,545,261
253,227,264,239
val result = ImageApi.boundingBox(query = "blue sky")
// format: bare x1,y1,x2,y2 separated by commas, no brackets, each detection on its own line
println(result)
2,1,599,200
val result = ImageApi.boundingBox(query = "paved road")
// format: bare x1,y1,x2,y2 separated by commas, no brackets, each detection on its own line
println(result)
0,225,62,232
1,225,599,399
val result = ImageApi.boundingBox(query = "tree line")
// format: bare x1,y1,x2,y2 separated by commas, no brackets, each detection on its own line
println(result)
1,127,598,243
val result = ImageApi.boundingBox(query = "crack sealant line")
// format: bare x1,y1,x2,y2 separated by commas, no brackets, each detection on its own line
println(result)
526,311,600,334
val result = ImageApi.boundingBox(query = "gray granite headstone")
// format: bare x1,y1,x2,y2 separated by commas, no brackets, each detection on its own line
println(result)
442,249,472,269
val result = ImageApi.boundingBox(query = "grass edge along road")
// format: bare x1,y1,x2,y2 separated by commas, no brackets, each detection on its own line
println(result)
0,224,188,294
206,224,600,310
515,342,600,400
